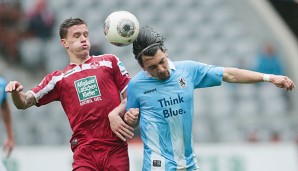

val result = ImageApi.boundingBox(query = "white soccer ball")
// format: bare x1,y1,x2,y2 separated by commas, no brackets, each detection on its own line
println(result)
103,11,140,46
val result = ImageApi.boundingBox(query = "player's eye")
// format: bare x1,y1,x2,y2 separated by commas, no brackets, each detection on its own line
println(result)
148,65,157,70
73,34,80,38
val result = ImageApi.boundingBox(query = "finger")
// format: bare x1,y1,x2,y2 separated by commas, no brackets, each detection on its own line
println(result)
125,114,137,125
125,124,134,132
5,83,12,92
116,133,127,141
127,112,138,120
10,82,16,90
118,129,133,139
10,82,17,92
134,108,140,113
125,114,135,123
284,79,292,91
120,126,134,138
288,80,295,90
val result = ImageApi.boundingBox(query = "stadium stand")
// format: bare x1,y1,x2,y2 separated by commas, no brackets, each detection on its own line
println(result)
0,0,297,146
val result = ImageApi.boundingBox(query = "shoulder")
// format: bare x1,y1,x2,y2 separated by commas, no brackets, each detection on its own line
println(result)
173,60,204,70
92,54,124,67
175,60,219,69
129,72,145,85
41,70,65,84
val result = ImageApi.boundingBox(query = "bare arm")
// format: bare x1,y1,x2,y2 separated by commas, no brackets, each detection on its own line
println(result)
223,67,295,91
5,81,37,109
1,99,15,158
108,90,135,141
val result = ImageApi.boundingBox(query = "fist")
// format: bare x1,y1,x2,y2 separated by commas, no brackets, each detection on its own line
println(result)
124,108,139,126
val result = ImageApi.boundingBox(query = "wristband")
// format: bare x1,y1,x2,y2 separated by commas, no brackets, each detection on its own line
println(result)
263,74,270,82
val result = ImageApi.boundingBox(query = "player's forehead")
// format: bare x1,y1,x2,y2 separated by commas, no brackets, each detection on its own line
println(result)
67,24,88,35
143,50,166,66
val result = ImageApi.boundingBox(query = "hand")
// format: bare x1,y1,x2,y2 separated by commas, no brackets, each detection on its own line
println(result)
124,108,139,126
108,113,134,141
5,81,23,93
270,75,295,91
3,138,15,158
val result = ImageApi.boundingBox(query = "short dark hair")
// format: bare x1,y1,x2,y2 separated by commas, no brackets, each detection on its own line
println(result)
59,18,87,39
133,26,166,67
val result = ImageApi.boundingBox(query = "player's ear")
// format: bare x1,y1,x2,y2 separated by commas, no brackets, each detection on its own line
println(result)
61,39,69,49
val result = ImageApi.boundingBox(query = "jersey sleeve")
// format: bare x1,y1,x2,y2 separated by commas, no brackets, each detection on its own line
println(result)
0,79,7,104
187,61,224,88
31,72,61,106
126,79,139,111
110,55,131,93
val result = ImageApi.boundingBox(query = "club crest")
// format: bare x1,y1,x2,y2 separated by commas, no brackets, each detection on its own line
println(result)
178,77,187,88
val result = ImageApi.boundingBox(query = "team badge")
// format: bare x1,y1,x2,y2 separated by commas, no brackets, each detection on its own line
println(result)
178,77,187,88
90,62,100,69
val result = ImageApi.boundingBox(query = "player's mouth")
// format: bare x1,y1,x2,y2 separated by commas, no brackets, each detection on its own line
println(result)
82,44,88,49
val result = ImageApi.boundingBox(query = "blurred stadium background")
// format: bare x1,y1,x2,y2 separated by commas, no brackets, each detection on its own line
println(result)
0,0,298,170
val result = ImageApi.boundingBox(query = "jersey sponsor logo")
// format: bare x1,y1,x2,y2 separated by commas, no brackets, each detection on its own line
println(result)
178,77,187,88
143,88,157,94
74,76,102,106
117,61,128,75
158,95,186,118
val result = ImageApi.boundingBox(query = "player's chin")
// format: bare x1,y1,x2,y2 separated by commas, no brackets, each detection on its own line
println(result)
80,48,90,56
159,74,170,80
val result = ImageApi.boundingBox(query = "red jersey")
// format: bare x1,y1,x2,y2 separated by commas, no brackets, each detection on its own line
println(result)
30,54,131,151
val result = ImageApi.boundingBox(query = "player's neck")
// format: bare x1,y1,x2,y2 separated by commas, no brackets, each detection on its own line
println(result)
70,55,90,65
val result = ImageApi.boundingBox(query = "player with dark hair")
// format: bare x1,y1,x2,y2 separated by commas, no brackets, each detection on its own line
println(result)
5,18,135,171
0,76,14,171
121,26,295,170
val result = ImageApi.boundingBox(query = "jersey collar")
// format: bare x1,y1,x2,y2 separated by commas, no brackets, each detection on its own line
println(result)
69,56,92,66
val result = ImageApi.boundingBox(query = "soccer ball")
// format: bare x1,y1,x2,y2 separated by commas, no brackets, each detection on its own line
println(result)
103,11,140,46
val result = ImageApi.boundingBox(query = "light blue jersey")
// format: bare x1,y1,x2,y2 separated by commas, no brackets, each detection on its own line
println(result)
0,77,7,105
126,60,224,171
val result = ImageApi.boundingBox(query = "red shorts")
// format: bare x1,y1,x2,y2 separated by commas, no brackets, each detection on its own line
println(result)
72,144,129,171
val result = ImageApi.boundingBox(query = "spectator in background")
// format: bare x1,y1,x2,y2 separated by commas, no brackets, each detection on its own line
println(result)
26,0,55,40
255,42,284,75
0,1,25,63
270,130,281,143
254,42,293,110
0,76,15,171
19,0,56,72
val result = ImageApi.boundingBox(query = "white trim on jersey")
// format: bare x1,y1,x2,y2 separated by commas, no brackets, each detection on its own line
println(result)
32,59,119,102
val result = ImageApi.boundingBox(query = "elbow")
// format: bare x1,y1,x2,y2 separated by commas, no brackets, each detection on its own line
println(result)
223,67,240,83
